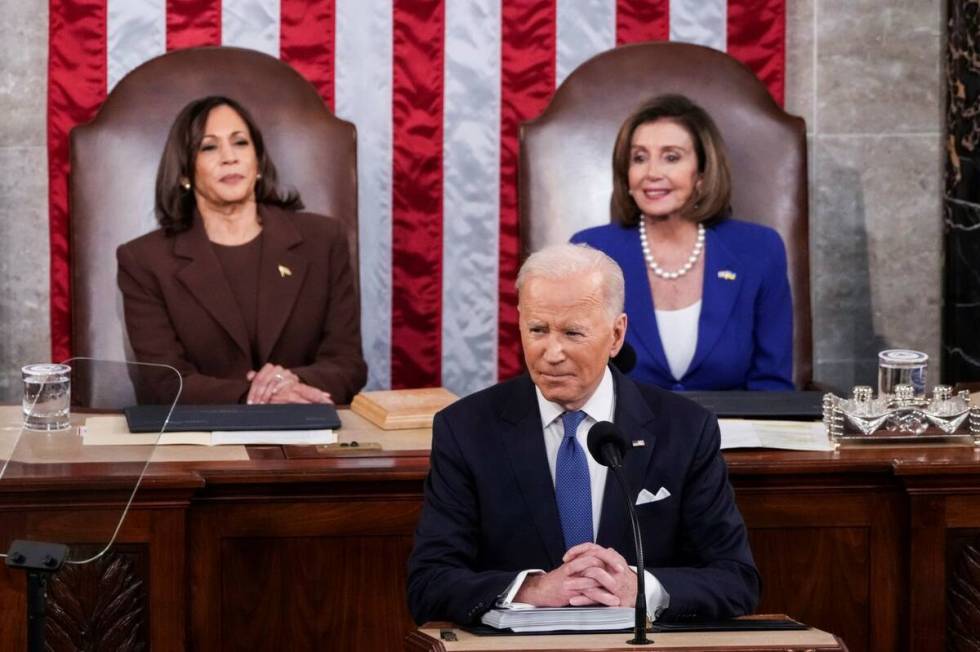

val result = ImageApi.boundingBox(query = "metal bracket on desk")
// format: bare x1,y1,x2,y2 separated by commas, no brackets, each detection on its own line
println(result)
316,441,383,454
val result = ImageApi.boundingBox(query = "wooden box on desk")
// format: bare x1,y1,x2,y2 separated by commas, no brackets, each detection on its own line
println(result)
351,387,458,429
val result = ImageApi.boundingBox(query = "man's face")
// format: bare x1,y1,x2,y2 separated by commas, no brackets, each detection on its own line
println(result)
519,270,626,411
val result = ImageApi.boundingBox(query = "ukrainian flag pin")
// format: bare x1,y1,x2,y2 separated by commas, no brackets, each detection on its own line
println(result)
278,264,292,278
717,270,736,281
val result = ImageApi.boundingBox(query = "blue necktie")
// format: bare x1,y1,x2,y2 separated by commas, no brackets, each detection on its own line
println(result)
555,410,593,549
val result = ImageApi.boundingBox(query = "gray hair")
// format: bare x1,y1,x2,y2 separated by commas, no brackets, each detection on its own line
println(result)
516,243,625,319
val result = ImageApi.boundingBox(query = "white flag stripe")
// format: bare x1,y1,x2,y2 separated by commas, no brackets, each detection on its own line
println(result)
556,0,616,86
107,0,166,91
441,0,503,397
670,0,727,51
222,0,281,57
334,0,394,390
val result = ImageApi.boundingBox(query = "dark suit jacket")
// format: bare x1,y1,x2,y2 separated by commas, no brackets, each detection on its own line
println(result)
116,205,367,404
407,367,760,625
572,219,793,390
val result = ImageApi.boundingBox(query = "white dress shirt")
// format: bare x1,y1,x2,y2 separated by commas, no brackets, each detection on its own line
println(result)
498,367,670,618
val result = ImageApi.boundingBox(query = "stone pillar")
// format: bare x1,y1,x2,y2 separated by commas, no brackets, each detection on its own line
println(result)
944,0,980,383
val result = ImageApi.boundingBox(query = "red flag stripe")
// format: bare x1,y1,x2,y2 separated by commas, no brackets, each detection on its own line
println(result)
280,0,336,110
498,0,558,381
390,0,446,388
166,0,221,50
727,0,786,105
616,0,669,45
48,0,108,363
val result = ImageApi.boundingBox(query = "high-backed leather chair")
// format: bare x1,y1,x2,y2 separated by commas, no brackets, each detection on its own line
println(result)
70,46,357,405
519,41,812,388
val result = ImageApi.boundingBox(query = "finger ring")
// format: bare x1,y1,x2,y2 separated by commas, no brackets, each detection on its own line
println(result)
274,373,284,381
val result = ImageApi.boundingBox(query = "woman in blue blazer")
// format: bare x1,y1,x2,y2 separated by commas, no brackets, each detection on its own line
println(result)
571,95,793,391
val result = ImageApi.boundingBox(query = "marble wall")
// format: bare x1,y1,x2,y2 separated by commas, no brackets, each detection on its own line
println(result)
0,0,50,402
786,0,944,390
0,1,946,401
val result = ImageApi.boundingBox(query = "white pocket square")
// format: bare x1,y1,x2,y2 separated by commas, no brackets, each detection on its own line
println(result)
636,487,671,506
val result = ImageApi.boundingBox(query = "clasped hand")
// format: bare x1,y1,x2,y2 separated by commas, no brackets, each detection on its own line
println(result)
514,542,638,608
245,363,333,405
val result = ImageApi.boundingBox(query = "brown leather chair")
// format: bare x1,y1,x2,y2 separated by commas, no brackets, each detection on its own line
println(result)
70,46,357,406
519,41,812,388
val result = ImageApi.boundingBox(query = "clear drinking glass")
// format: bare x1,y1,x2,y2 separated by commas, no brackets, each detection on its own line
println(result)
877,350,928,397
21,363,72,431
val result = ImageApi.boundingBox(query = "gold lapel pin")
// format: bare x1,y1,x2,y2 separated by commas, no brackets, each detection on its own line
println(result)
717,270,736,281
278,264,292,278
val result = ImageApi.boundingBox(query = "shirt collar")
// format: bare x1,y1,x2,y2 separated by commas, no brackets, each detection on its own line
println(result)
535,366,615,429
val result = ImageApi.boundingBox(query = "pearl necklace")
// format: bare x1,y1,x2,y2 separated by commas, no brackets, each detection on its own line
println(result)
638,216,705,280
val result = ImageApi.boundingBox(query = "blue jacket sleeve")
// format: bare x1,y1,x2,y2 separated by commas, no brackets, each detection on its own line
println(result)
746,229,794,390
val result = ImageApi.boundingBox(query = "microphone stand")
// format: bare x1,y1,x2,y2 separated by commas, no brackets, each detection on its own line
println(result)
607,465,650,645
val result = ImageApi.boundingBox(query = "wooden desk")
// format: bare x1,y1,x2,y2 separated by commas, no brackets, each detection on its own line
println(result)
405,621,848,651
2,410,979,651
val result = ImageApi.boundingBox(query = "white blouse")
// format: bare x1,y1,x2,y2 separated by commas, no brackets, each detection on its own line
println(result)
654,300,702,381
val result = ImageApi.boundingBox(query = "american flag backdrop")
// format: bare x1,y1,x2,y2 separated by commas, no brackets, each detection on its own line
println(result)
48,0,786,396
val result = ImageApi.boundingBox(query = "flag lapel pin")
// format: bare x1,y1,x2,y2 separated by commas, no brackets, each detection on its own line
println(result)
717,270,736,281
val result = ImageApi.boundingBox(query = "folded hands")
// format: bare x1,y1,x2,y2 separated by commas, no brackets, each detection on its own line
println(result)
514,542,638,608
245,363,333,405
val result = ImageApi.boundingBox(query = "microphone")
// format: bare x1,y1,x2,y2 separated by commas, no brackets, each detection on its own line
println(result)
586,421,650,645
611,342,637,374
586,420,629,469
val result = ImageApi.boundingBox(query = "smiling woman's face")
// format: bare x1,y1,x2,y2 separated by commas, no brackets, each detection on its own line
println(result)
191,104,259,211
627,118,701,221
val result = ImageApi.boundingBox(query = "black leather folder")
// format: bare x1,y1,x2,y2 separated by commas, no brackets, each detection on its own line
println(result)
651,617,807,632
679,391,824,419
124,404,341,433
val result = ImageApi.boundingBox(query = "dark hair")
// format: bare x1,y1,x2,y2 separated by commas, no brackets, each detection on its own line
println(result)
610,94,731,226
155,95,303,234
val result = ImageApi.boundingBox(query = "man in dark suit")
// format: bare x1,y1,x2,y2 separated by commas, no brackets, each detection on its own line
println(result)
407,243,759,625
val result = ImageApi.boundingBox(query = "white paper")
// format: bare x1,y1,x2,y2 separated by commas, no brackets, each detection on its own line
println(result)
482,605,634,632
210,430,336,446
719,419,833,452
81,416,335,447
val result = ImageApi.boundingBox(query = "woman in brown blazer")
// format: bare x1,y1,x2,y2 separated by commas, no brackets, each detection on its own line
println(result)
117,96,367,405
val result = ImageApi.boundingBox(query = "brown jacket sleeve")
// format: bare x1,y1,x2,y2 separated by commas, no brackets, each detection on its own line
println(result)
287,216,367,404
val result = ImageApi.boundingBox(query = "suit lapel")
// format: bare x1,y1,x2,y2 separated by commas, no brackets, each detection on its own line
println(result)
621,231,672,379
596,369,657,549
685,226,743,380
255,207,308,363
173,216,251,358
499,376,566,568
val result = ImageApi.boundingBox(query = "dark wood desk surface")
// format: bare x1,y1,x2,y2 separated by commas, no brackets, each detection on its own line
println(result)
2,410,979,651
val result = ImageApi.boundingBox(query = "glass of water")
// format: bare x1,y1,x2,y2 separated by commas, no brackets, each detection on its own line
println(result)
877,350,928,397
22,363,72,431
